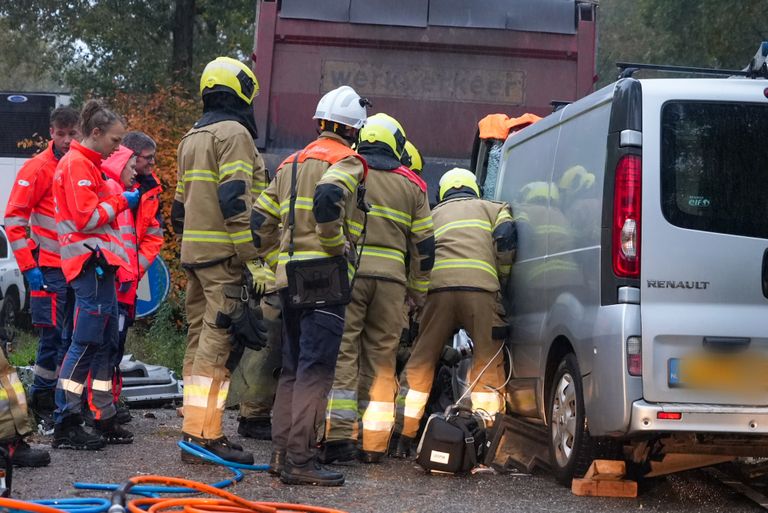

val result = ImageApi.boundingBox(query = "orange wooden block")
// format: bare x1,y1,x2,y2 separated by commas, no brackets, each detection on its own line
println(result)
572,478,638,498
583,459,626,481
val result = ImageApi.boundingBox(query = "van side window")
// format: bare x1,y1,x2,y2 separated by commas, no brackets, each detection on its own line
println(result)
661,102,768,240
0,230,8,259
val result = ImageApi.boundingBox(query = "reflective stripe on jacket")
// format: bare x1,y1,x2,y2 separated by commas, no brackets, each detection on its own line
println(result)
430,196,515,292
251,132,367,289
4,144,61,271
350,165,434,296
53,140,131,282
174,120,264,267
102,147,164,305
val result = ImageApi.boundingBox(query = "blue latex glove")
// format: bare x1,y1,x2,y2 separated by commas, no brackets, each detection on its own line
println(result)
23,267,45,291
123,189,140,209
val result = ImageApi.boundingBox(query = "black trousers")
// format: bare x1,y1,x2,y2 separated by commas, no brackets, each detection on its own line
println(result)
272,290,345,465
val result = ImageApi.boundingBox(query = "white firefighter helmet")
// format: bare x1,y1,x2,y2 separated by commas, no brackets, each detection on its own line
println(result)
313,85,368,129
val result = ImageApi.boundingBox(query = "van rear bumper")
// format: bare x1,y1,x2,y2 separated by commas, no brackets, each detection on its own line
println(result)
629,400,768,434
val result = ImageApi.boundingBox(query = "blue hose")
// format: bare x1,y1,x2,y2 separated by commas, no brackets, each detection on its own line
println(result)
176,441,270,471
29,498,111,513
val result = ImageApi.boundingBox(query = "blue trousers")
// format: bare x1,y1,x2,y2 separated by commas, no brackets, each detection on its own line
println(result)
272,290,345,465
55,266,118,424
31,267,74,394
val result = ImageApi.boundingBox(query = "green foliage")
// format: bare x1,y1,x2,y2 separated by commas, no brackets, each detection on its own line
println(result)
7,330,38,368
597,0,768,87
127,293,188,375
0,0,257,98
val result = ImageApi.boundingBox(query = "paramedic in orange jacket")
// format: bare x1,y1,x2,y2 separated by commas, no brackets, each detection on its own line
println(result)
4,107,80,433
52,100,138,450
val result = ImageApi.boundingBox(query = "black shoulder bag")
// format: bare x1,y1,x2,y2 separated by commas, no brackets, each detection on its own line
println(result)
285,154,353,308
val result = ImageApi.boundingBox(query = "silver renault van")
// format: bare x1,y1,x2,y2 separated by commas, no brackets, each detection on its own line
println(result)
477,67,768,483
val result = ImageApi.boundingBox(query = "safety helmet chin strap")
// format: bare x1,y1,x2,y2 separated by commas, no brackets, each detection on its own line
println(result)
317,119,358,144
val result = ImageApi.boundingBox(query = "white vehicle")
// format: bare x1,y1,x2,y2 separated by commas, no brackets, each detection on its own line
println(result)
0,92,71,220
0,226,26,336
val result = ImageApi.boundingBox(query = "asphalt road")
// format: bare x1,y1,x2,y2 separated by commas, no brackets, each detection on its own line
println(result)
10,408,764,513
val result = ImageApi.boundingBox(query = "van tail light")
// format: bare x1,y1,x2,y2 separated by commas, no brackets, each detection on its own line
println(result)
627,336,642,376
657,412,682,420
612,154,642,278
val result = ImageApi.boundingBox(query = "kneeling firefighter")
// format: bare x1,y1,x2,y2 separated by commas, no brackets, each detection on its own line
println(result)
251,85,368,486
172,56,268,464
392,168,517,457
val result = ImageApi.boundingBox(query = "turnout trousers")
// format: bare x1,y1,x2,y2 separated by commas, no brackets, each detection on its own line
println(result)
228,294,283,419
0,351,31,440
326,278,406,453
55,266,119,424
31,267,74,395
396,289,506,438
182,257,243,440
272,289,345,466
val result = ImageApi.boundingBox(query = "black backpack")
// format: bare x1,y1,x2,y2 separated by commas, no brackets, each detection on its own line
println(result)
416,405,487,474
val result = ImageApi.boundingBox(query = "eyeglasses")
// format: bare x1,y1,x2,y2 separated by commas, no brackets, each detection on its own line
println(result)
138,153,156,162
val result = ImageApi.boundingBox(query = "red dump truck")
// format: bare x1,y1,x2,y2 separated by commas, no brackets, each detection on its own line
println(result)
253,0,597,187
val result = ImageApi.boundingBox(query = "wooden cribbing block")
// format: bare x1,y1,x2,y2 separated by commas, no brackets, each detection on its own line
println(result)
571,478,638,498
583,459,626,481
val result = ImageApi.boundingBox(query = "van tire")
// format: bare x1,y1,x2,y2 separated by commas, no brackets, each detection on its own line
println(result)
0,289,19,341
548,353,599,486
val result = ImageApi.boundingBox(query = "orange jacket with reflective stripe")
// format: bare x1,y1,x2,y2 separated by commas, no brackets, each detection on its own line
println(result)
102,147,164,305
53,140,131,282
3,143,62,271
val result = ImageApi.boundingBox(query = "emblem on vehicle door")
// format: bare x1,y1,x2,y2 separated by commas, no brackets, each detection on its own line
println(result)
646,280,710,289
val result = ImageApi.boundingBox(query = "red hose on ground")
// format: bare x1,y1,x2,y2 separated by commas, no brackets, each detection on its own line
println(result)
125,475,349,513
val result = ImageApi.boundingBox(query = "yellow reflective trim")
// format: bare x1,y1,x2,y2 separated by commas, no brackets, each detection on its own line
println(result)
411,216,433,232
325,169,358,192
0,390,7,401
265,248,279,267
175,182,185,194
182,229,231,243
346,219,364,237
496,209,513,221
251,181,267,194
434,219,492,238
278,250,333,262
219,160,253,180
360,245,405,264
433,258,498,278
279,197,314,214
408,278,430,292
318,230,345,247
369,205,411,227
184,169,217,182
257,194,280,217
229,230,253,244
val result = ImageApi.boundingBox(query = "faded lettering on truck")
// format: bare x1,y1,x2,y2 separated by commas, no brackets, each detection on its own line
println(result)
321,60,525,105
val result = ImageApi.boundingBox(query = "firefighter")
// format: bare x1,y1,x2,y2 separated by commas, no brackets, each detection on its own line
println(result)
96,145,163,425
401,140,423,174
172,57,267,465
4,106,80,434
251,85,368,486
321,113,433,464
52,99,138,449
391,168,516,458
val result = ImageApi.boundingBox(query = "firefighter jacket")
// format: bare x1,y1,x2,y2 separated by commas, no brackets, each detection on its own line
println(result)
352,165,434,298
172,119,265,267
53,140,131,283
102,146,164,306
4,143,62,271
430,194,516,293
251,132,367,290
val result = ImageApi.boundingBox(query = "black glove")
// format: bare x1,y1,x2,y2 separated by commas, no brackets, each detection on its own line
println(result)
229,305,268,351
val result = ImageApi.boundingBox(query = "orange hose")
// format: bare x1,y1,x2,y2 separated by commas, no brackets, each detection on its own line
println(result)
125,475,349,513
0,498,69,513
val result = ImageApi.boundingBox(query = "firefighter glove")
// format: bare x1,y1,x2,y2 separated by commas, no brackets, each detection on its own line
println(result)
23,267,45,291
244,260,273,297
229,304,268,351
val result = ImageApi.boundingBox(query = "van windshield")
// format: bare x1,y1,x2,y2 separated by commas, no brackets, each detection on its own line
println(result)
660,101,768,239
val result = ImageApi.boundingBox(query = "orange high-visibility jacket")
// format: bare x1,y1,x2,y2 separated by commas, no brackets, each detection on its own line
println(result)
4,143,62,271
53,140,131,283
102,146,163,306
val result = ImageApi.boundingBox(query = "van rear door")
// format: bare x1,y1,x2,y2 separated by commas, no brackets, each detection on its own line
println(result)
641,80,768,405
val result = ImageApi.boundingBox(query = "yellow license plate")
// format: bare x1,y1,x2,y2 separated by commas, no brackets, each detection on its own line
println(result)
669,356,768,391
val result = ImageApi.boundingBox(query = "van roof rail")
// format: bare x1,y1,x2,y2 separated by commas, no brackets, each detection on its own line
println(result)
550,100,571,112
617,41,768,80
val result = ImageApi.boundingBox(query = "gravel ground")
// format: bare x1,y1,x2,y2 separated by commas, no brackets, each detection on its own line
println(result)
9,408,764,513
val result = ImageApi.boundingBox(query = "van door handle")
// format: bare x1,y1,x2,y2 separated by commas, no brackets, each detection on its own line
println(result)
763,249,768,299
703,337,751,353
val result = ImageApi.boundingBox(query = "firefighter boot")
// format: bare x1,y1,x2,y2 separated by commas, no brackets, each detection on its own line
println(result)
237,416,272,440
181,433,254,465
389,434,414,459
269,449,286,476
8,438,50,467
52,416,106,450
280,457,344,487
93,417,134,444
318,439,357,464
358,450,384,464
30,389,55,435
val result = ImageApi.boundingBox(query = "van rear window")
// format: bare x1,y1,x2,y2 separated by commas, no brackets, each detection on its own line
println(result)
661,101,768,239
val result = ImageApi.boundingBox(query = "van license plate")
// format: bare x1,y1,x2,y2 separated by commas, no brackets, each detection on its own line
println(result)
669,357,768,390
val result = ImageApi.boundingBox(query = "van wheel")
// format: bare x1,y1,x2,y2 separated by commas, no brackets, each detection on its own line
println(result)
0,291,19,342
548,353,595,486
